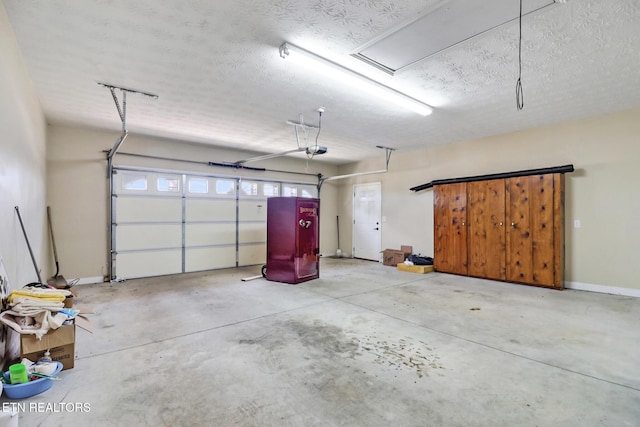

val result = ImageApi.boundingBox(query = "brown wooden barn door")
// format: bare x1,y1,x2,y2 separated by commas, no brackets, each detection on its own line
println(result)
506,174,559,287
506,176,534,283
468,179,506,280
530,174,556,286
434,183,468,275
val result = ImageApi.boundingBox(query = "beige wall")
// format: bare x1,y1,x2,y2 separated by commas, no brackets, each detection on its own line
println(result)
336,108,640,292
0,4,47,289
46,125,338,280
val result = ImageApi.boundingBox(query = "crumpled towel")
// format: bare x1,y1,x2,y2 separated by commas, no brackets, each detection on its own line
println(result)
0,310,68,339
9,298,65,316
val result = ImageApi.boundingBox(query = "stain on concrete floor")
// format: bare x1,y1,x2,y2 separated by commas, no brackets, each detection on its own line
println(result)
238,318,443,379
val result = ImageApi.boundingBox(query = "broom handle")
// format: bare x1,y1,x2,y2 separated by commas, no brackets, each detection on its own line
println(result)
47,206,60,276
15,206,44,284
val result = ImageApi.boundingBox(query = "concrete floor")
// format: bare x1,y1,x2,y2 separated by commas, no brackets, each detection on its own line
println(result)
7,258,640,426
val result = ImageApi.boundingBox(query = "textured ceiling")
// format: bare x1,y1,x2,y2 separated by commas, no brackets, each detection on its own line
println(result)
4,0,640,165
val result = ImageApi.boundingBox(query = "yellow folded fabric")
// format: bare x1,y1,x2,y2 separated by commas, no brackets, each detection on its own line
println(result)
8,290,66,303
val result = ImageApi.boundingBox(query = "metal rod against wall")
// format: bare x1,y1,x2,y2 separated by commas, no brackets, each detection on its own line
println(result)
14,206,44,284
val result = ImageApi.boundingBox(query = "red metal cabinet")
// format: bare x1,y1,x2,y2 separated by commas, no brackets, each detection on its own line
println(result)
265,197,320,284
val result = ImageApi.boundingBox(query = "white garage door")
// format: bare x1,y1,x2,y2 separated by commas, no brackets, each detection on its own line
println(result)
112,167,317,280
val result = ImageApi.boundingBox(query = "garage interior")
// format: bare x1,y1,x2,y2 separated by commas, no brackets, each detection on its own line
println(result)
1,0,639,425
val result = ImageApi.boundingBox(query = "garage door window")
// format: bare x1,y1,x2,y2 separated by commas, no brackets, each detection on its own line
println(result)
263,183,279,197
158,176,180,192
216,180,235,196
188,178,208,194
301,186,315,198
240,181,258,197
282,185,297,197
122,173,147,191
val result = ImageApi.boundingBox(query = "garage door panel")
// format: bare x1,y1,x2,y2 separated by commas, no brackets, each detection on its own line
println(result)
186,199,235,221
185,223,235,246
117,197,182,222
185,247,236,272
116,250,182,278
116,224,182,250
113,169,308,279
239,243,266,266
238,222,266,243
239,200,267,222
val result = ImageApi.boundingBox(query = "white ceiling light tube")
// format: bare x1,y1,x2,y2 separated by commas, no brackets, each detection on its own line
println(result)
279,42,433,116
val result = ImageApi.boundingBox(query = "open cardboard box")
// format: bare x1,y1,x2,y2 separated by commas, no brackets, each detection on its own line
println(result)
21,323,76,370
15,312,92,371
382,245,413,266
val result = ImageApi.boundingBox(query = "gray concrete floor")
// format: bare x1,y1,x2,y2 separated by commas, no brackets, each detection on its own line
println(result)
8,258,640,426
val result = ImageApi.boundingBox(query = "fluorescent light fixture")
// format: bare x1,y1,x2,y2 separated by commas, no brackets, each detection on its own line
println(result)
279,42,433,116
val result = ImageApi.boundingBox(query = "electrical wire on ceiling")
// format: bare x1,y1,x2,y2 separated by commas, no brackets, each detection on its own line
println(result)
516,0,524,110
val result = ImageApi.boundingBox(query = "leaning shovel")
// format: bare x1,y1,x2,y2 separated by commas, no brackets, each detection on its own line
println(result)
46,206,68,289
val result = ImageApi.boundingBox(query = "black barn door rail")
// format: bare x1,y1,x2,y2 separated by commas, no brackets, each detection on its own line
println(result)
409,164,574,192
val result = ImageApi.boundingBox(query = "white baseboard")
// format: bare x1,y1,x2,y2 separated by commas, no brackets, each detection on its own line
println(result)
564,281,640,298
320,253,352,258
73,276,105,286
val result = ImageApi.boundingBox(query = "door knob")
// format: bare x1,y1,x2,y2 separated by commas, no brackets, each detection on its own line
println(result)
374,227,379,230
499,221,503,226
511,222,516,228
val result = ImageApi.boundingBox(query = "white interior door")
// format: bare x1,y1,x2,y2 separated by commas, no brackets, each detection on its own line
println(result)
353,182,381,261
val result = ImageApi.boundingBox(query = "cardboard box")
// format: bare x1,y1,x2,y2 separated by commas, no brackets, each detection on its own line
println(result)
21,324,75,370
64,295,74,308
382,245,413,266
397,263,434,274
